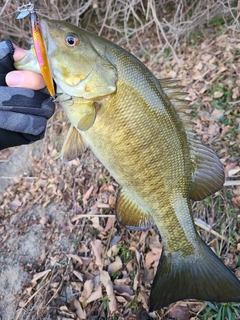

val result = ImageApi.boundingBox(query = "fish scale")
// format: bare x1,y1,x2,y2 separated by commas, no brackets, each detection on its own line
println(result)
15,17,240,311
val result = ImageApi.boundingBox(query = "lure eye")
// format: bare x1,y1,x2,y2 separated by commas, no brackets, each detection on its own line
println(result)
65,34,79,47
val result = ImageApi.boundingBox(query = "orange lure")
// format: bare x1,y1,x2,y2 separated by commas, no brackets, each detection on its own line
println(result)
30,10,55,96
17,4,55,96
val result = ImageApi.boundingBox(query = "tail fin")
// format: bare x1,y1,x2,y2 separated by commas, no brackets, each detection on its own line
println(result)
149,238,240,311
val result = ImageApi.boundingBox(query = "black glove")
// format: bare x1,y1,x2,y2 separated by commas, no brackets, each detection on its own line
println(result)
0,40,55,150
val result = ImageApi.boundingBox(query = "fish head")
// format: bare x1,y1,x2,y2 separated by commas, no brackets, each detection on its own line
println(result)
15,18,117,100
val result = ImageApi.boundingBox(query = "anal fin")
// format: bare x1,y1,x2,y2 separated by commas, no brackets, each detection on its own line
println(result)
115,188,153,231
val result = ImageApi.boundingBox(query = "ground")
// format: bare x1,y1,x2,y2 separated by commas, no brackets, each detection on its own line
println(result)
1,12,240,320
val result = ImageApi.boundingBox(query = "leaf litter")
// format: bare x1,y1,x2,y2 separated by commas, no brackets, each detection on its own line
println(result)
0,21,240,320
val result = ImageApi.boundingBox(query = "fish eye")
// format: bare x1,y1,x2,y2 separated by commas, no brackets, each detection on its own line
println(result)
65,34,79,47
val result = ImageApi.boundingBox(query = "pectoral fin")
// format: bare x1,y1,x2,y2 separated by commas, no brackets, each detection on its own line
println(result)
77,105,97,131
115,189,153,231
60,97,98,132
61,125,87,162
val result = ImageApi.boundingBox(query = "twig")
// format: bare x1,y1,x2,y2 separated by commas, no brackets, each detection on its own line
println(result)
194,218,228,242
15,279,50,320
72,214,115,222
224,180,240,186
0,0,11,16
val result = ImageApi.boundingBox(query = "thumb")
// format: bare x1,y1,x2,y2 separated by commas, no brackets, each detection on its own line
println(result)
6,70,46,90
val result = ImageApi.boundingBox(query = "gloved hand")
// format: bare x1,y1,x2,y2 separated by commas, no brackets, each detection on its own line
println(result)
0,39,55,149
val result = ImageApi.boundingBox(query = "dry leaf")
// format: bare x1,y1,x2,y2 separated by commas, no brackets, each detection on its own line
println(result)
137,291,149,309
213,91,223,99
228,167,240,177
91,239,103,266
224,253,238,269
69,298,86,319
108,256,122,275
83,186,94,204
86,284,102,304
108,195,116,208
233,196,240,207
211,108,225,120
145,247,162,267
90,216,103,231
73,270,84,282
100,270,117,313
9,198,22,208
104,217,115,232
195,61,203,71
79,279,94,304
97,202,109,208
129,246,141,265
201,53,212,62
31,269,51,283
66,254,83,265
116,296,128,303
168,304,190,320
166,70,177,78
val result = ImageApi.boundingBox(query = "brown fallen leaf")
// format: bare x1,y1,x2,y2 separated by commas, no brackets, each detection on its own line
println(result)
86,284,102,304
213,91,223,98
73,270,84,282
83,185,94,205
224,253,238,269
66,254,83,265
168,303,190,320
91,239,103,266
108,256,123,275
228,167,240,177
100,270,117,313
69,298,86,319
79,279,94,306
211,108,225,120
58,305,77,318
31,269,51,283
104,216,115,232
233,196,240,207
145,247,162,267
9,198,22,208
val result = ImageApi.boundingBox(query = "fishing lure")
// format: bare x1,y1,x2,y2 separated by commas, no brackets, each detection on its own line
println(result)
17,3,55,97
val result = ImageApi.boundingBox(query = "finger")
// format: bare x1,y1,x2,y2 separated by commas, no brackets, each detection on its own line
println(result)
12,43,28,61
6,70,45,90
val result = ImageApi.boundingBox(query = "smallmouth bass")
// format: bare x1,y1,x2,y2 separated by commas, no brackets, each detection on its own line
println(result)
15,18,240,310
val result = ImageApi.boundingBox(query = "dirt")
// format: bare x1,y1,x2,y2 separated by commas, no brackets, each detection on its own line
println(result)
0,199,74,320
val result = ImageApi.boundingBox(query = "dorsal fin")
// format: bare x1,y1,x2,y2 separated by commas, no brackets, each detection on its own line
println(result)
188,136,224,200
159,78,225,200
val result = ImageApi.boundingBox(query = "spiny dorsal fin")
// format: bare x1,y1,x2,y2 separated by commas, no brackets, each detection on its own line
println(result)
159,78,224,199
159,78,190,113
61,125,87,162
115,188,153,231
